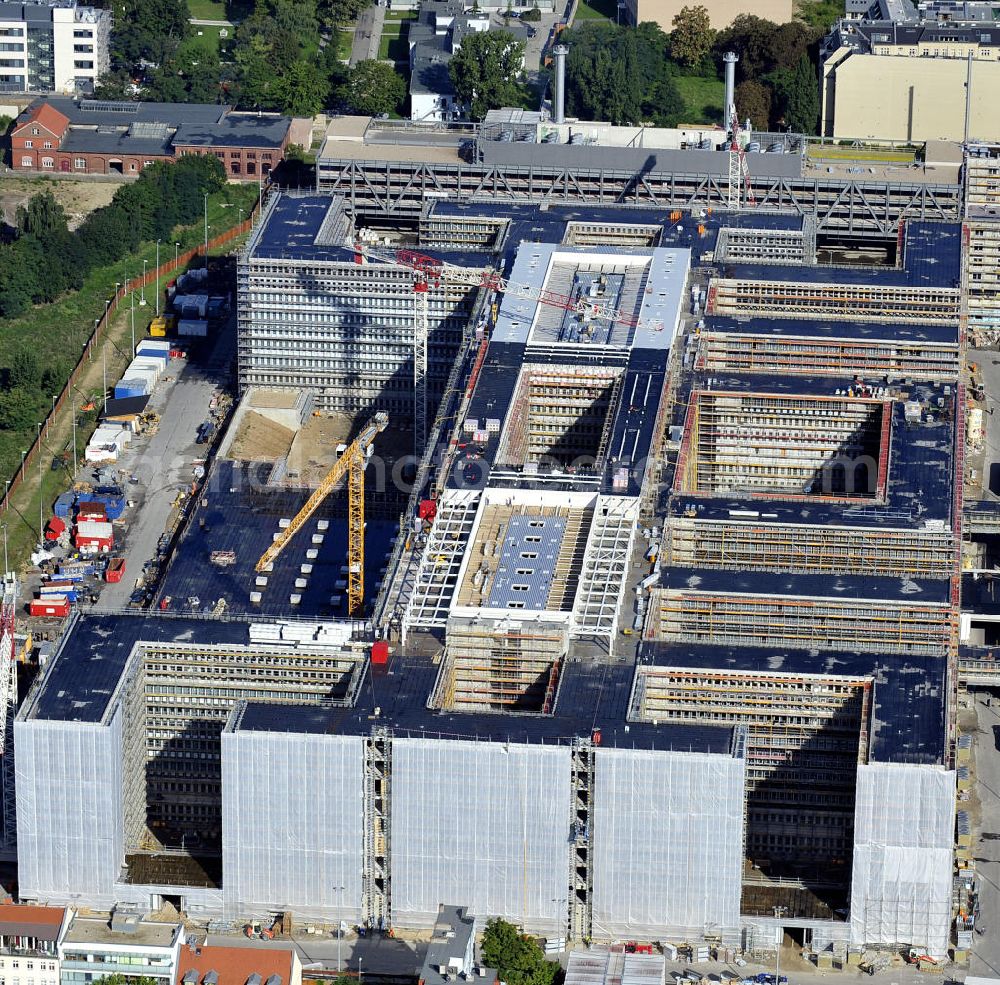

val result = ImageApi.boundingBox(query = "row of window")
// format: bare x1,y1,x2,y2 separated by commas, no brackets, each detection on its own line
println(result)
0,961,57,971
20,157,151,171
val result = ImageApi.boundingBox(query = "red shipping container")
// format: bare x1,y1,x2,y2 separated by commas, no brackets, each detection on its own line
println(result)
44,516,66,541
74,533,113,552
105,557,126,583
371,640,390,664
77,501,107,519
30,597,70,618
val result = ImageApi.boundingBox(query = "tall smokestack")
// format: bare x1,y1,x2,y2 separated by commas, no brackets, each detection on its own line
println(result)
723,51,738,130
553,45,568,125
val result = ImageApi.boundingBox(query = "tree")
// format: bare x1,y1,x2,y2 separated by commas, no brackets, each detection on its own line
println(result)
735,79,771,131
480,920,560,985
670,5,714,68
714,14,778,81
110,0,190,70
319,0,370,26
9,349,41,390
522,6,542,20
766,19,816,71
342,60,406,117
450,31,527,121
775,52,818,133
276,60,330,115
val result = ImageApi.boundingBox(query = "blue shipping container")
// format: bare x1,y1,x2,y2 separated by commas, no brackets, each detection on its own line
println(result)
114,379,148,399
53,493,75,519
40,588,78,602
54,570,85,583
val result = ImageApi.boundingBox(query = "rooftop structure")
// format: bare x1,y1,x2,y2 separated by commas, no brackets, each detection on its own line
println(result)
10,97,292,178
419,906,497,985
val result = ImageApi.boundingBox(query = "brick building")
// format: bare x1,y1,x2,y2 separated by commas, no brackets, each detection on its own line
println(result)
10,96,291,178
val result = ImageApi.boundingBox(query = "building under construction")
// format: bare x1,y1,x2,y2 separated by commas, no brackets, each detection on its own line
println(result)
14,199,961,961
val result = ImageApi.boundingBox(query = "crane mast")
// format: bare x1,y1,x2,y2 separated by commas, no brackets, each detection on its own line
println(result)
255,412,389,616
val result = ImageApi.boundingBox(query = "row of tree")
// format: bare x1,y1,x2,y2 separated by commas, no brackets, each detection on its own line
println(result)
670,6,822,133
0,155,226,432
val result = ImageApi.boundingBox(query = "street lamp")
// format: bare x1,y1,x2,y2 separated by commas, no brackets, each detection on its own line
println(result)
3,480,9,515
333,886,345,971
140,259,148,306
175,241,180,268
48,395,56,438
36,423,42,540
19,451,26,484
131,290,136,354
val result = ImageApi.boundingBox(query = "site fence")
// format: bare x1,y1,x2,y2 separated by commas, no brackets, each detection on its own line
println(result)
0,209,260,518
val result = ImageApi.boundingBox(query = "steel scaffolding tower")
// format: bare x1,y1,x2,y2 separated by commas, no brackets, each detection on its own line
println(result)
569,737,595,941
363,727,393,930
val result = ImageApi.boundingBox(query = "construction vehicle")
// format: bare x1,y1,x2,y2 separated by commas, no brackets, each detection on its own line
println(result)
255,412,389,616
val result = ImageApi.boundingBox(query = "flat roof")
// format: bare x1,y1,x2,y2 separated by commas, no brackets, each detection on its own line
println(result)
661,566,952,605
155,461,397,621
638,641,947,765
173,114,289,149
702,313,958,346
665,375,957,531
232,656,738,756
59,129,173,157
29,96,226,128
62,916,180,948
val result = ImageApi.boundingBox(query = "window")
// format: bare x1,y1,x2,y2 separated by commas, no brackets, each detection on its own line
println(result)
73,44,93,52
74,157,85,168
74,29,93,37
42,140,51,148
74,60,93,69
41,157,52,169
247,161,256,174
30,127,38,135
129,162,136,170
230,161,241,175
20,155,31,167
23,139,31,148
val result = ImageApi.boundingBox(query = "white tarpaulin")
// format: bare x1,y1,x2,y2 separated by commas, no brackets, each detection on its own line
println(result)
849,762,954,958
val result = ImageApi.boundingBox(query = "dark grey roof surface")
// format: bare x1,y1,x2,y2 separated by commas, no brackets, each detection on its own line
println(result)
25,611,254,724
59,129,173,157
173,114,290,149
410,42,455,98
103,394,151,418
30,96,227,127
233,656,738,755
703,314,958,346
639,641,946,765
0,917,62,940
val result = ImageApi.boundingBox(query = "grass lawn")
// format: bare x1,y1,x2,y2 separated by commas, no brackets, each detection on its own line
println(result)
186,0,227,20
808,145,916,164
573,0,617,20
179,24,227,58
335,28,353,60
674,74,724,126
384,10,418,20
379,20,411,61
0,184,258,571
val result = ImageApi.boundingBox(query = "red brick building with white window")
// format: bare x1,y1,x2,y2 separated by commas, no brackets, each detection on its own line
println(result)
10,97,291,179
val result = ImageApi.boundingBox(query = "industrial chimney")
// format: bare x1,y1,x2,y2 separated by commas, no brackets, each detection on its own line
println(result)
553,45,568,125
723,51,738,131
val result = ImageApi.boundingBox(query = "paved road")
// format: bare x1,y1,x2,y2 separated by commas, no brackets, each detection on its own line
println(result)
350,5,384,67
971,347,1000,498
970,692,1000,979
93,314,236,611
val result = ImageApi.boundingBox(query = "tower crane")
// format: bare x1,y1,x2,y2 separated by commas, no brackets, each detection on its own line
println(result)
723,51,755,211
255,412,389,617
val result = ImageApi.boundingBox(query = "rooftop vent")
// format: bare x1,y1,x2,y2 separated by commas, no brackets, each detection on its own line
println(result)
183,972,199,984
204,971,219,985
247,974,263,985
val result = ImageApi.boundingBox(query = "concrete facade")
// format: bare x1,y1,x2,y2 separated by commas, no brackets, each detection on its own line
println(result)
622,0,793,31
821,47,1000,142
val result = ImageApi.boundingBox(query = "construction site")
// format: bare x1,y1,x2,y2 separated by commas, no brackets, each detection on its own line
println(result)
9,172,966,965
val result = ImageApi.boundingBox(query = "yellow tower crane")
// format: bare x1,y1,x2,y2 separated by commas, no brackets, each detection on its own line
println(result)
255,412,389,616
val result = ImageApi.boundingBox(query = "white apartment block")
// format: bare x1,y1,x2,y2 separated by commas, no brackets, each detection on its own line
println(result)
0,1,110,94
0,904,72,985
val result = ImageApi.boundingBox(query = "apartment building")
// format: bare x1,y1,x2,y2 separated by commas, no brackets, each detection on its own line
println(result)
622,0,792,31
0,905,71,985
0,0,109,94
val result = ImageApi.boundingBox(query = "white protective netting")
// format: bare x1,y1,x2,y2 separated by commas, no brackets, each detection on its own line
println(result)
222,729,364,922
15,715,124,905
390,736,571,933
849,763,954,958
591,746,745,941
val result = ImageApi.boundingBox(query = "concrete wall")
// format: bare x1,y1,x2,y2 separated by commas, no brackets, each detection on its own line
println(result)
822,51,1000,143
624,0,793,31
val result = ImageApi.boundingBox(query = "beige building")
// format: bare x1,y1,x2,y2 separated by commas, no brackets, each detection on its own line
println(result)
821,21,1000,142
623,0,793,31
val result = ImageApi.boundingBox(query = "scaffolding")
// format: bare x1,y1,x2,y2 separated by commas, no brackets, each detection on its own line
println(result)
568,738,595,941
713,223,816,266
706,278,960,324
664,519,956,578
434,615,568,712
633,666,869,906
695,332,960,380
363,727,392,930
652,590,954,655
562,222,662,248
674,392,889,500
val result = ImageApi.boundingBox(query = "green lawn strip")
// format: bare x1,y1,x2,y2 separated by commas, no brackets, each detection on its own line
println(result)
674,74,724,126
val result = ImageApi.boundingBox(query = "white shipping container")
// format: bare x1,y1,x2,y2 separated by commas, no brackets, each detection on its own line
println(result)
130,357,163,381
77,519,113,538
